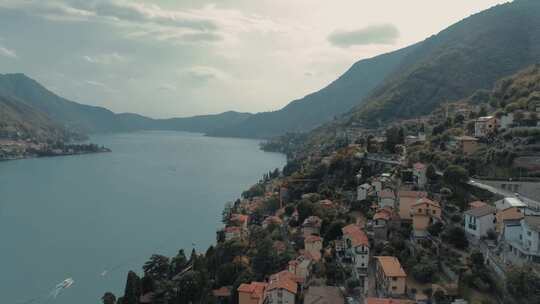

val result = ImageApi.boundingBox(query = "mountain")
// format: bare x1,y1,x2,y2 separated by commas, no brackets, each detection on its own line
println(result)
207,44,418,138
0,94,67,141
0,73,252,135
348,0,540,126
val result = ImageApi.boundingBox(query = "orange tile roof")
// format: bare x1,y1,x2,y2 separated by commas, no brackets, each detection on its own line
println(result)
412,198,440,209
376,256,407,277
365,298,414,304
499,207,524,221
342,224,369,247
267,271,298,294
237,282,267,300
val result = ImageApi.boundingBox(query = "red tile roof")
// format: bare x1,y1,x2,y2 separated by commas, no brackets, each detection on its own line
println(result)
237,282,267,300
376,256,407,277
267,271,298,294
342,224,369,247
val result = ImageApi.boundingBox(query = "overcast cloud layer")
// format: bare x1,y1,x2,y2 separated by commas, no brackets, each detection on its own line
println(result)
0,0,509,118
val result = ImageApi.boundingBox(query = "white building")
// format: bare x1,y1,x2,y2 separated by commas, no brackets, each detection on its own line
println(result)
464,205,496,240
413,162,428,188
474,116,497,137
342,224,370,293
504,216,540,265
357,183,372,201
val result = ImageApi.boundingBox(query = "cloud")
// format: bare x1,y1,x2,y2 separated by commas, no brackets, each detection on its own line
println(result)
83,52,126,64
0,1,283,44
0,45,17,58
157,84,177,92
328,24,399,48
182,66,229,83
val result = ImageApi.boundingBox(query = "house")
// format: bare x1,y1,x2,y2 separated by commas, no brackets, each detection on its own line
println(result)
357,183,373,201
495,197,527,211
302,216,322,237
288,255,313,282
238,282,267,304
304,286,344,304
398,191,427,221
411,198,441,239
365,298,414,304
342,224,370,292
374,256,407,297
412,163,428,188
475,116,498,137
504,216,540,265
496,207,524,233
372,207,398,241
452,136,479,155
265,271,298,304
372,178,383,194
224,226,242,241
379,189,396,209
464,205,496,240
304,235,323,261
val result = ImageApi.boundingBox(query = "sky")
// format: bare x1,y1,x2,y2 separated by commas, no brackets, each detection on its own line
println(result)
0,0,510,118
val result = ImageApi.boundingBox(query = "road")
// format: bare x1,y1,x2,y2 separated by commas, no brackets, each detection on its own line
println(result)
468,178,540,211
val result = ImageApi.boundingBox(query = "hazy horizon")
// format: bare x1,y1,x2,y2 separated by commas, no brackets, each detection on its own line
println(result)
0,0,509,118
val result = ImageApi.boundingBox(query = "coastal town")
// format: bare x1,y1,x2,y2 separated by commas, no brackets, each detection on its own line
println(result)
0,138,110,160
108,66,540,304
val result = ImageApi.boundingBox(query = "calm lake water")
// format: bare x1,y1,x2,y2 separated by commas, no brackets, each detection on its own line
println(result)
0,131,285,304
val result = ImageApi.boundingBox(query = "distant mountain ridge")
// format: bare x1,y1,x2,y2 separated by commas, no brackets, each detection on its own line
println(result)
207,44,418,138
0,73,252,137
348,0,540,126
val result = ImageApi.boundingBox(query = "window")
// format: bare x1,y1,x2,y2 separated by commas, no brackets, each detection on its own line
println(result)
527,231,532,236
392,286,397,290
392,277,397,281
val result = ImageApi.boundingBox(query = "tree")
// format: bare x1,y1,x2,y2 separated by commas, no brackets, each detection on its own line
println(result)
443,165,469,187
102,292,117,304
427,222,444,237
441,226,468,249
506,267,540,303
175,270,206,304
426,164,438,182
123,271,141,304
412,259,437,283
143,255,170,280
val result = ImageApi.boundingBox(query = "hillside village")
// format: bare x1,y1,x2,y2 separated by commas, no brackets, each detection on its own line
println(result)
107,66,540,304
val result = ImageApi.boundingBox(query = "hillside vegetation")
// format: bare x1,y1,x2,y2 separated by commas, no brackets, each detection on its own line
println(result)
349,0,540,126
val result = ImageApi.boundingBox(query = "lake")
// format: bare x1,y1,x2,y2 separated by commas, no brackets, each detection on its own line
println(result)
0,131,286,304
